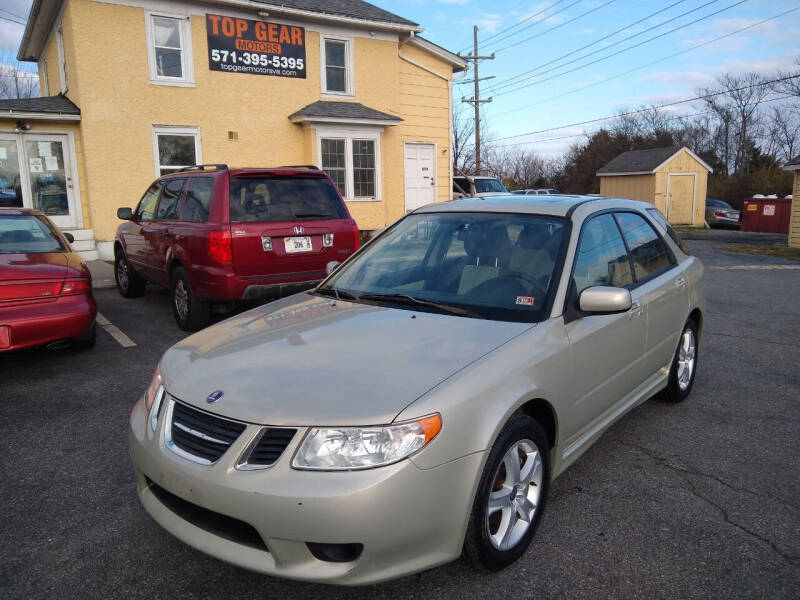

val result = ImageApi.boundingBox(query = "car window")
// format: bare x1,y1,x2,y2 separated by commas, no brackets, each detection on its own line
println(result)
136,182,162,222
322,212,568,323
615,212,672,279
0,214,65,253
645,207,688,254
573,213,632,295
474,179,508,193
181,177,213,223
229,176,347,223
156,178,185,221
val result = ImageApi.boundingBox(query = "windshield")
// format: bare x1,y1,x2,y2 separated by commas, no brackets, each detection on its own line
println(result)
229,176,347,222
474,179,508,194
0,214,65,254
708,199,732,209
319,212,568,322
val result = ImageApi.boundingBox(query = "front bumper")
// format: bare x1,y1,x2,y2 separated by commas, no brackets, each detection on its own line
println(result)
128,396,483,585
0,293,96,352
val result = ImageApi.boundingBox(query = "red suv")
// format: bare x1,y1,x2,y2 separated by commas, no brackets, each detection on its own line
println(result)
114,165,359,330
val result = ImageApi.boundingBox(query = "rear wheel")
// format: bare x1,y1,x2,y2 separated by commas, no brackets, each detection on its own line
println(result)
171,266,210,331
660,318,699,402
115,252,146,298
464,416,550,571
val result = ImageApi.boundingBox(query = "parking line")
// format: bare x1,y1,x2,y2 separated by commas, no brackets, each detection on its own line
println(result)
96,312,137,348
709,265,800,270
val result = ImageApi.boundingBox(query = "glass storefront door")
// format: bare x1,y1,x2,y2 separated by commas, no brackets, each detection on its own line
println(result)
0,132,78,229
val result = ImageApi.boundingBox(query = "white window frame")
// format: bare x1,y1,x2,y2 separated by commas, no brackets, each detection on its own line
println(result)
40,58,50,96
56,21,67,93
145,10,195,87
320,34,355,97
151,126,202,178
316,126,380,201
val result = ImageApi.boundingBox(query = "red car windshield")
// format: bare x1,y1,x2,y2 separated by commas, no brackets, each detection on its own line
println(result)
0,215,65,254
229,176,347,223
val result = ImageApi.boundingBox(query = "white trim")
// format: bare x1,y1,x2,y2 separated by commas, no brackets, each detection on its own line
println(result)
151,125,202,178
40,58,49,96
0,111,80,121
55,19,67,93
290,115,400,126
315,125,381,202
405,36,467,71
145,9,195,87
665,172,697,224
782,163,800,171
398,48,448,81
320,34,355,97
403,141,437,213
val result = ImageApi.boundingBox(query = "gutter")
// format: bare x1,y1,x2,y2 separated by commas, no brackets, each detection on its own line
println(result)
0,110,80,121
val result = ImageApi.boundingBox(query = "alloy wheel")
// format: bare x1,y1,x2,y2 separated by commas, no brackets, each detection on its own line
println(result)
677,328,696,391
116,258,129,290
174,280,189,321
486,438,543,551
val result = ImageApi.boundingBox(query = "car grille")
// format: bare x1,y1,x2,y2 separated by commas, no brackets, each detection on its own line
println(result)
241,427,297,467
146,478,268,552
167,399,247,464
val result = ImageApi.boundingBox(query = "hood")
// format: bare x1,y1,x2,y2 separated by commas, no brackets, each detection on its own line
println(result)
0,252,67,281
161,293,531,426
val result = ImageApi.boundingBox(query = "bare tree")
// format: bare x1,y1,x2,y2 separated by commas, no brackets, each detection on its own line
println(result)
768,102,800,163
0,52,39,100
452,102,475,175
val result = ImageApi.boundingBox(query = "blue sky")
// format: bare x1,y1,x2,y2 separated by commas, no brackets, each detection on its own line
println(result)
3,0,798,155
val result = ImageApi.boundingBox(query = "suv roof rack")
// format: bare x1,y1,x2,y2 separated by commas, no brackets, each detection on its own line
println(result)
177,164,229,172
276,165,319,170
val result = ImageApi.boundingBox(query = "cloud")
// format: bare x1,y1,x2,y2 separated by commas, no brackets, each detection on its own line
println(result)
639,70,717,89
458,13,503,33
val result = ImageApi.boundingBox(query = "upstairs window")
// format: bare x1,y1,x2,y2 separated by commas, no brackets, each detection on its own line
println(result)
321,36,353,95
146,12,194,86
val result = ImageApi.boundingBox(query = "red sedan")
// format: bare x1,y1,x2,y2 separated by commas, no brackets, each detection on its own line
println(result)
0,208,96,352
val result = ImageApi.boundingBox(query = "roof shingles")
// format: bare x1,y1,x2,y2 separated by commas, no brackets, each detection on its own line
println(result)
252,0,418,26
0,94,80,116
290,101,401,123
597,146,682,175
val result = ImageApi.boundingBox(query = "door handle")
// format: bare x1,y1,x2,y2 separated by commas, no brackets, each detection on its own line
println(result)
629,301,642,319
675,276,687,289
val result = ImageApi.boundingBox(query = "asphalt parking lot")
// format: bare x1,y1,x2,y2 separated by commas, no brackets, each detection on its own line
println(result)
2,238,799,600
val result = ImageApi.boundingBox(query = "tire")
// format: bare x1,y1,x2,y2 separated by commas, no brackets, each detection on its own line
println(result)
72,322,96,350
660,318,699,402
115,252,146,298
463,416,551,571
171,266,210,332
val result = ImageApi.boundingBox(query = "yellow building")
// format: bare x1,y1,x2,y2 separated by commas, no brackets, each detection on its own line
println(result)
1,0,465,259
782,155,799,248
597,146,712,226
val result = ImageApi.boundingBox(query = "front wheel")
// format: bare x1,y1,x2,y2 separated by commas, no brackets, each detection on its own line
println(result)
115,252,146,298
171,266,210,332
660,318,699,402
463,416,550,571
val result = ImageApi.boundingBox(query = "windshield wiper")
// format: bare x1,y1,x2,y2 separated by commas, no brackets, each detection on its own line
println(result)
359,293,484,319
314,287,360,301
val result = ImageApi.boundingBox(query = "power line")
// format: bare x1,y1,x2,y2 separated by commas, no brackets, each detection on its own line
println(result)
493,0,746,97
457,0,576,54
492,75,799,143
491,6,800,119
0,14,27,26
495,95,795,149
489,0,702,92
0,7,27,21
491,0,618,54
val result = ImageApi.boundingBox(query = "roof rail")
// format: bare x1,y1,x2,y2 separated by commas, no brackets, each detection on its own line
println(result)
177,164,229,172
277,164,319,170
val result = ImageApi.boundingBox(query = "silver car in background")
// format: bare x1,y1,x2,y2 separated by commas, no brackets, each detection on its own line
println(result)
129,195,704,585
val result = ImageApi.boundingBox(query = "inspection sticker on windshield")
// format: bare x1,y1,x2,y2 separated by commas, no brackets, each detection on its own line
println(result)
515,296,535,306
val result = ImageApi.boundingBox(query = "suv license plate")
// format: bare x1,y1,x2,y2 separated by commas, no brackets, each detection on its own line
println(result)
284,236,313,253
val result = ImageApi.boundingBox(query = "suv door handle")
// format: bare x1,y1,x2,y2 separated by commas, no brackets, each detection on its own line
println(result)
629,301,642,319
675,276,687,289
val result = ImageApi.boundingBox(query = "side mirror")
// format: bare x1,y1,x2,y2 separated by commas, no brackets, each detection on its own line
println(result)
325,261,342,275
579,286,632,314
117,207,133,220
63,232,75,243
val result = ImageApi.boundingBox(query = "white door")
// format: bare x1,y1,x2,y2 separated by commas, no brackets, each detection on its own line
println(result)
404,143,436,213
0,132,79,229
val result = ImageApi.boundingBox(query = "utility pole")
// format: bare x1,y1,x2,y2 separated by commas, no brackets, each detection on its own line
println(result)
461,26,494,174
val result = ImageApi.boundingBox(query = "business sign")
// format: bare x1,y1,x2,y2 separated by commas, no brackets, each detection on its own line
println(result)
206,14,306,78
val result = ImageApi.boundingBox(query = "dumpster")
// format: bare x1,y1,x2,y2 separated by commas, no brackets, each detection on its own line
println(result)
740,197,792,233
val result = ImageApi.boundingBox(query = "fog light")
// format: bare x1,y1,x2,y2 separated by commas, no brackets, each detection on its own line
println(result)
306,542,363,563
323,233,334,247
261,236,272,251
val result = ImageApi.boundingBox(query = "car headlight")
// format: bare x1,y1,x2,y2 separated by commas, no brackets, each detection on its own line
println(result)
292,414,442,470
144,365,165,435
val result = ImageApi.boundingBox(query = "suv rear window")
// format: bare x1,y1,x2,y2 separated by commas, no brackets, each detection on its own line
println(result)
229,176,347,223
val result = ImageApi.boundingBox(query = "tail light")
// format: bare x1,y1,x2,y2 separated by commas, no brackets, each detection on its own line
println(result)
0,278,90,301
713,210,725,217
208,229,232,263
352,223,360,251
